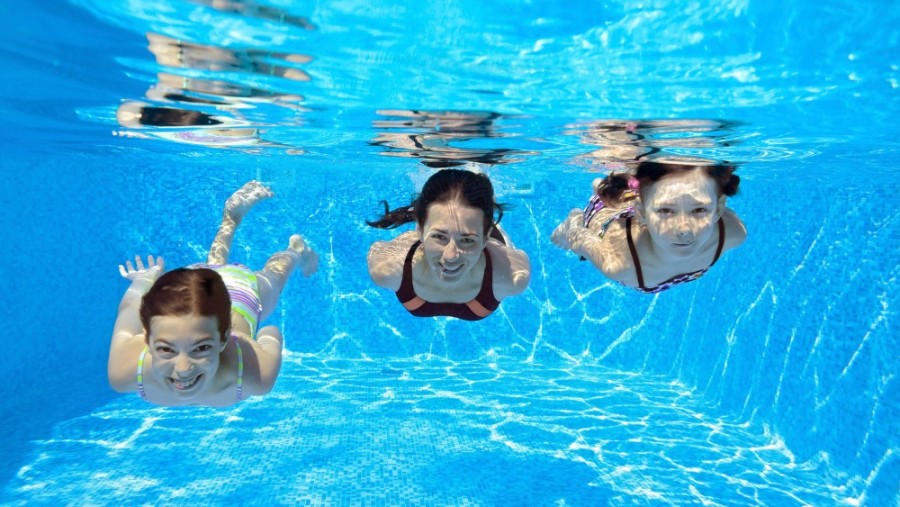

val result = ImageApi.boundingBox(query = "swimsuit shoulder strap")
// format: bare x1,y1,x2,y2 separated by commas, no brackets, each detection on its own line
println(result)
473,247,499,308
234,334,243,401
137,346,149,400
396,240,421,301
624,216,647,290
710,218,726,265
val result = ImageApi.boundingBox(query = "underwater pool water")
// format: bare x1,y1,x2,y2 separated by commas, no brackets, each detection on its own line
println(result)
0,0,897,505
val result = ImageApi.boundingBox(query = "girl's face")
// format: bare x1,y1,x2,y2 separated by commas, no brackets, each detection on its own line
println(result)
419,199,487,285
147,314,225,399
637,169,724,258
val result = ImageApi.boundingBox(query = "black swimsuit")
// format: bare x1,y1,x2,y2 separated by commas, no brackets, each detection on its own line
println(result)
395,239,502,321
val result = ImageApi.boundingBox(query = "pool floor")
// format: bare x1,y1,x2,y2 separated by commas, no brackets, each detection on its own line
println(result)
4,356,857,506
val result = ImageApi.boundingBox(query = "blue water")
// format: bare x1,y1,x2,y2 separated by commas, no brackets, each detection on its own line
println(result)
1,0,898,505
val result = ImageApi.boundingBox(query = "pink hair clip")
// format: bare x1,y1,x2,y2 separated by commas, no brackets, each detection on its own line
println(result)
627,177,640,190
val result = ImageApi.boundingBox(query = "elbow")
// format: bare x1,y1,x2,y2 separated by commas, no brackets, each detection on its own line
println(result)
512,270,531,295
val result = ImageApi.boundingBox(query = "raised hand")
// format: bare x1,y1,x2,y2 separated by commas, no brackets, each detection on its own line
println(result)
119,255,165,282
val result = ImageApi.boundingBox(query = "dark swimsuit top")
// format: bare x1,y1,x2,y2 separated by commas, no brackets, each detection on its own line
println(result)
395,240,501,321
625,216,726,294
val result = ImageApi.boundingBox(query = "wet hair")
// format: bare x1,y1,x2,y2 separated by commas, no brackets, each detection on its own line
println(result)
139,106,223,127
598,160,740,204
139,268,231,343
366,169,506,235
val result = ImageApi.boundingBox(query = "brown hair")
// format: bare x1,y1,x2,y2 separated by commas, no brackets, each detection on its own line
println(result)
366,169,507,235
139,268,231,343
599,159,740,204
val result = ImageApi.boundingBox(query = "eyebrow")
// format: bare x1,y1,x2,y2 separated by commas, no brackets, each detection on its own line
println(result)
655,198,713,206
430,228,480,237
153,336,216,346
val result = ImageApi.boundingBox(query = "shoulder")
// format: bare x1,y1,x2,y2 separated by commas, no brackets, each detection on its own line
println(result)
107,332,145,393
486,240,531,299
367,231,419,291
241,327,283,396
720,208,747,251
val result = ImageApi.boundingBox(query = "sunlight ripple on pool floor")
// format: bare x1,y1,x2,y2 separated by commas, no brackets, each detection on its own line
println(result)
5,356,859,506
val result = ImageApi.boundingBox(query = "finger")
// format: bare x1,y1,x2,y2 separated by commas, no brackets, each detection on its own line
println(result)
126,260,135,272
148,254,156,267
135,256,145,271
119,264,128,277
158,257,165,270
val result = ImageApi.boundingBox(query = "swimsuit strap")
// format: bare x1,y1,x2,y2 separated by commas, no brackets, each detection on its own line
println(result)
711,218,726,265
234,334,244,401
137,347,149,400
624,216,647,289
625,216,727,293
396,240,422,303
472,247,500,309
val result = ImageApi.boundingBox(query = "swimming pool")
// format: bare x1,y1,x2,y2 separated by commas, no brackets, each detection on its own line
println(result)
1,0,897,504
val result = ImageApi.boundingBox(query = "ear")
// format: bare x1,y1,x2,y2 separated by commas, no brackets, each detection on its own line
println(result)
634,198,646,225
715,195,726,221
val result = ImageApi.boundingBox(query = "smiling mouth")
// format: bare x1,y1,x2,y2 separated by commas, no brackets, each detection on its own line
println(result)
673,241,695,247
169,374,202,391
440,263,463,275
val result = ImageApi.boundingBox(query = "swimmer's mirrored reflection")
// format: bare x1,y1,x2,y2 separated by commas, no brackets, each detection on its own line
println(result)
371,109,539,168
108,181,318,407
366,169,531,320
116,25,314,150
552,155,747,293
185,0,317,30
565,119,742,171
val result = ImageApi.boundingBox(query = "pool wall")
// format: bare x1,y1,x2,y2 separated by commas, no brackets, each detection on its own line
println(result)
3,153,896,501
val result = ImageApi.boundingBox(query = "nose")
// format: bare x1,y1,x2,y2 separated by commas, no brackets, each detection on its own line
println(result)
174,353,193,375
442,241,460,262
675,215,693,237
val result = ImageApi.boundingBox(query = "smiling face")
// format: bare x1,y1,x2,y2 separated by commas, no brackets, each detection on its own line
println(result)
418,199,487,285
637,169,724,258
146,314,226,399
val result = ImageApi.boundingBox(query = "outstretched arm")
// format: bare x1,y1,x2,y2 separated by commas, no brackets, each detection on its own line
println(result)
551,209,619,275
109,255,164,391
366,230,419,291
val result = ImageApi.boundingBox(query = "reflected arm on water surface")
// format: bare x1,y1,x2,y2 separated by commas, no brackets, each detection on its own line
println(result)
186,0,316,30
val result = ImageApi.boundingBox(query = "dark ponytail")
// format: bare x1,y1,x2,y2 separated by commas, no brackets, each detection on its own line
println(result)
365,201,417,229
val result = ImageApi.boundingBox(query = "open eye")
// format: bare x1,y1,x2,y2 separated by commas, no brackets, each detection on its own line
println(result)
195,344,214,353
459,237,478,246
692,207,709,214
656,208,674,215
429,232,448,242
156,346,175,355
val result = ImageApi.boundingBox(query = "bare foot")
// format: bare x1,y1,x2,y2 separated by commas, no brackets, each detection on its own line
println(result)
289,234,319,277
224,181,274,221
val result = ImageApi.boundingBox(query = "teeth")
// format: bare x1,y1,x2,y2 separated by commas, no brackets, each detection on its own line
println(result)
171,375,201,390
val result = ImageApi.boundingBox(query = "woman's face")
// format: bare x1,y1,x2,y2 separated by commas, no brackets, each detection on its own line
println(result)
147,314,225,399
419,199,487,285
637,169,723,258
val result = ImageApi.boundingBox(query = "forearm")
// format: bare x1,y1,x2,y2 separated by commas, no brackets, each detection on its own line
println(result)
567,226,606,270
118,276,156,313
